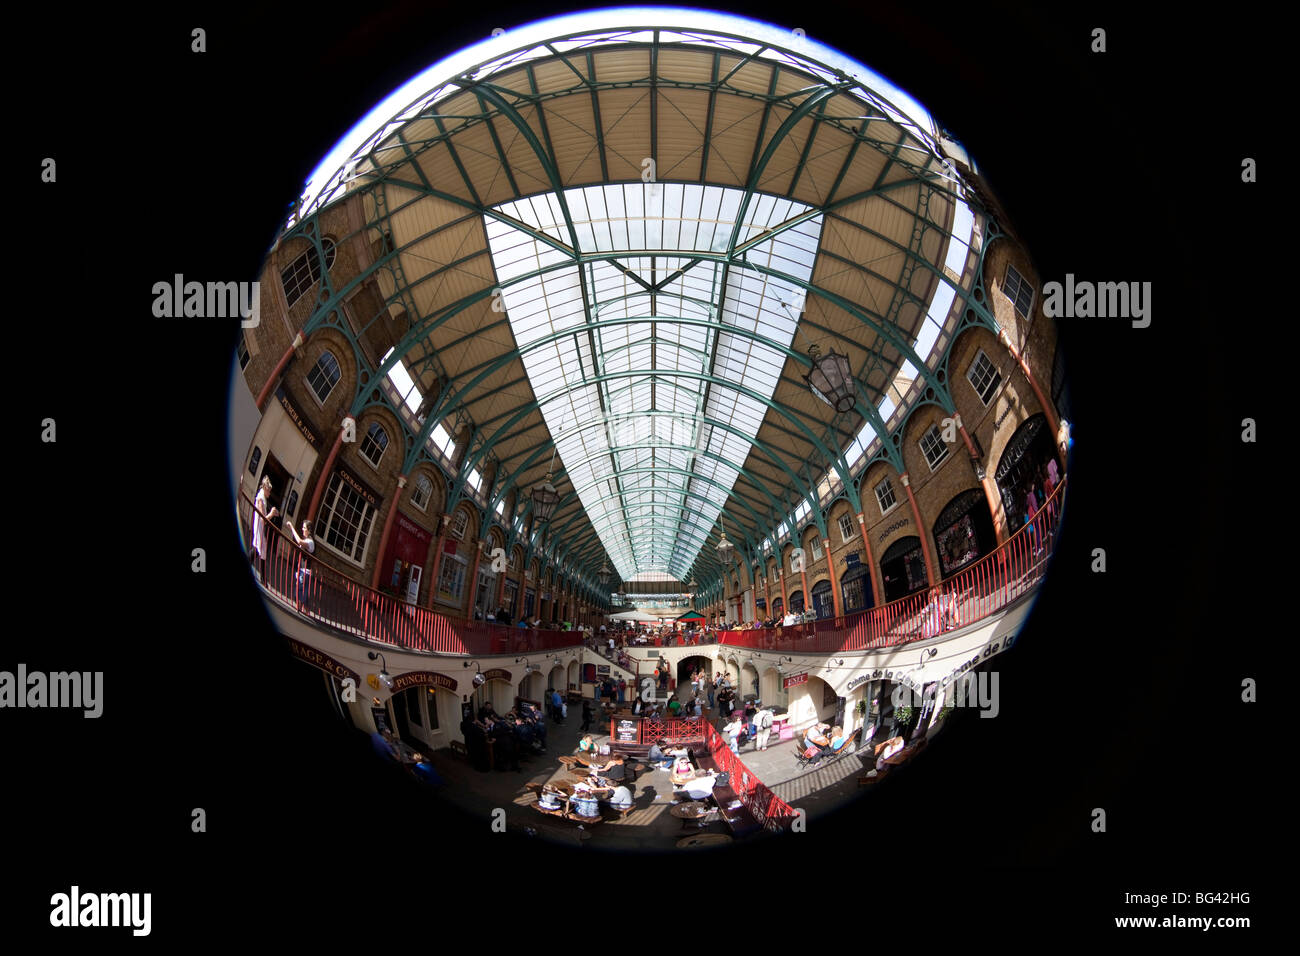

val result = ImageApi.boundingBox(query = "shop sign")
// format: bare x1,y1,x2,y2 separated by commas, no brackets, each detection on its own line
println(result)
481,668,512,682
335,464,382,509
390,671,458,693
274,385,320,449
782,672,809,689
286,637,359,684
877,517,909,544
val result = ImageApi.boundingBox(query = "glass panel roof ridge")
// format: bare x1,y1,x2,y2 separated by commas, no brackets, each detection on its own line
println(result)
487,180,822,579
291,9,941,223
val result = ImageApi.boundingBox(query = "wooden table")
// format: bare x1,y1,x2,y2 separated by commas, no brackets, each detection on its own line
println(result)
670,801,712,830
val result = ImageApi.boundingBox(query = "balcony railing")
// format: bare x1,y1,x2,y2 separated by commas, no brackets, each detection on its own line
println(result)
237,488,583,657
717,475,1066,656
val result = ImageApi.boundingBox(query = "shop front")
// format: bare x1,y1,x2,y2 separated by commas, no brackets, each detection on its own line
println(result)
811,579,833,620
995,413,1059,530
933,488,996,580
880,536,928,603
840,552,873,614
382,513,432,603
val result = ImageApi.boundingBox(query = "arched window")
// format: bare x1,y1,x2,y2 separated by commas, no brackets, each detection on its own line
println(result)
306,350,341,403
359,422,388,466
280,237,337,309
411,474,433,511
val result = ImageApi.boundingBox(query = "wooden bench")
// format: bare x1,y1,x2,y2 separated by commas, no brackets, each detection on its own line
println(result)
711,782,760,836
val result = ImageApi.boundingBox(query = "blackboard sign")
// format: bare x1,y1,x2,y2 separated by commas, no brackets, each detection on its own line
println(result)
372,705,392,734
615,719,639,743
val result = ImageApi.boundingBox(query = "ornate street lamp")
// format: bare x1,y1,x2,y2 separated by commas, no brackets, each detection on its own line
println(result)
715,527,735,565
531,472,559,523
804,343,857,413
597,563,611,587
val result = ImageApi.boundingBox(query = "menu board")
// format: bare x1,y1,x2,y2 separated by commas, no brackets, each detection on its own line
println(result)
615,719,639,743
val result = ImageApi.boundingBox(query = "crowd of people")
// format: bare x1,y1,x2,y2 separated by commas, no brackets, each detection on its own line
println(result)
458,700,553,773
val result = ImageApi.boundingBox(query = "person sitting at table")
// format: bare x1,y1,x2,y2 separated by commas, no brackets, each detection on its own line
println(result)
667,697,682,717
578,733,599,755
409,752,443,787
595,753,627,785
802,722,832,762
606,784,633,810
647,738,673,770
827,725,851,753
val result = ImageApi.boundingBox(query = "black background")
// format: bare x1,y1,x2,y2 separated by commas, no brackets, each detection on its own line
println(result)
10,0,1277,941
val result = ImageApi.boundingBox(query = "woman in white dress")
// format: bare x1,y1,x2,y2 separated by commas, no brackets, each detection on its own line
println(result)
251,476,279,583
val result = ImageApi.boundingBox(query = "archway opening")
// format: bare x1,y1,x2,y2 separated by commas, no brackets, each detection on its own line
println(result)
880,536,928,603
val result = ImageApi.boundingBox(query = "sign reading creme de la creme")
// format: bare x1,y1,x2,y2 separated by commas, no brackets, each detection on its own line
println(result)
841,631,1020,693
286,637,361,684
391,671,458,693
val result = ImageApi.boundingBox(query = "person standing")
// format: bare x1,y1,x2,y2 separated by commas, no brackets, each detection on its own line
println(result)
551,687,564,724
581,699,593,733
706,675,716,710
251,476,280,584
753,705,774,751
284,518,315,608
723,716,743,756
617,678,627,704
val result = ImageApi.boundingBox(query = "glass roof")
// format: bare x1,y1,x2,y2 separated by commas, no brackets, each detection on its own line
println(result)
487,182,823,579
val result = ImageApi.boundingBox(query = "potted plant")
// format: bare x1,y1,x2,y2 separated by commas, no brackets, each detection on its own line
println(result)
893,705,914,734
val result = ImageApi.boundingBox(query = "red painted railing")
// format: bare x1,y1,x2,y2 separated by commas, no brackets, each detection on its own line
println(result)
702,723,798,831
716,476,1066,655
604,716,795,831
238,489,583,657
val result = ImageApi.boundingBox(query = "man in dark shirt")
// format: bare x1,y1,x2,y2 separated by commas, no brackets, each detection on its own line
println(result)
596,754,627,785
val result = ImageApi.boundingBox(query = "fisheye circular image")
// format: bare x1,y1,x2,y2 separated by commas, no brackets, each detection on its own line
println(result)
227,7,1071,850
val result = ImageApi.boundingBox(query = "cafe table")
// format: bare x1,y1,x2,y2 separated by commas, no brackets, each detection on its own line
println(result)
669,800,712,830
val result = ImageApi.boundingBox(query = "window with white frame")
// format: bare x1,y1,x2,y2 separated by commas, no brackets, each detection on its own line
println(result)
317,472,377,565
875,477,898,515
306,350,341,404
450,509,468,539
838,513,855,542
966,349,1002,406
771,564,778,583
437,551,468,605
508,549,519,572
811,537,824,560
411,474,433,511
1002,264,1035,318
920,423,950,471
281,238,336,309
359,422,388,467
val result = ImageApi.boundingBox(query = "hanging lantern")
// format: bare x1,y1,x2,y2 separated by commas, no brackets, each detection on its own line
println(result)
597,563,611,586
804,343,856,413
531,472,559,522
716,530,735,564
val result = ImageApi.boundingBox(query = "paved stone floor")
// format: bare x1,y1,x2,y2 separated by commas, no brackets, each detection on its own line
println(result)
417,681,882,850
